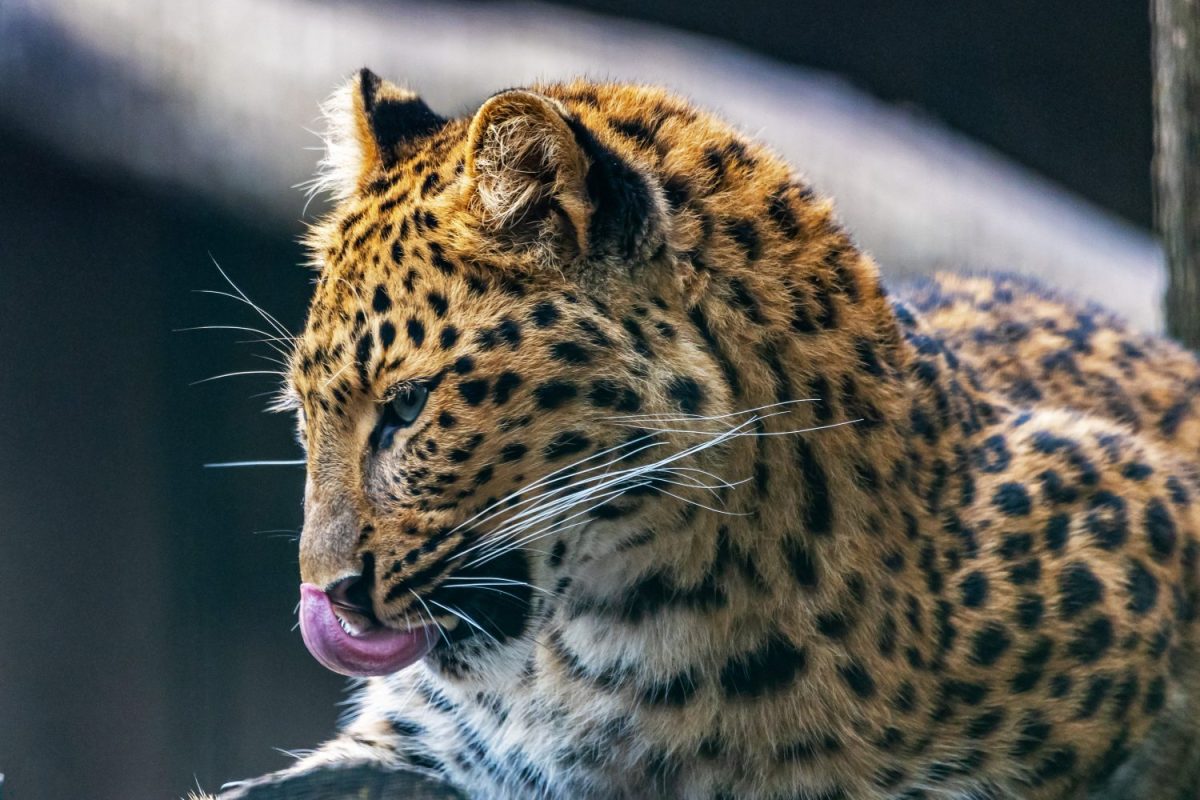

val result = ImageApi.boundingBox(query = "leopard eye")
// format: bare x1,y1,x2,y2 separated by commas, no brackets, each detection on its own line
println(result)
370,384,429,452
391,385,428,425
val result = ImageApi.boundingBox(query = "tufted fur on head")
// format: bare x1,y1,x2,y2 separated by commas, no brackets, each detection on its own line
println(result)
309,68,447,203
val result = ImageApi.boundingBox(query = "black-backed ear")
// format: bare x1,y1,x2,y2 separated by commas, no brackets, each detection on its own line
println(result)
315,68,446,201
465,90,663,264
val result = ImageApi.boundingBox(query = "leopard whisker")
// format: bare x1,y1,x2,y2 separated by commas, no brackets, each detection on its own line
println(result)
614,418,863,438
599,397,817,423
190,369,288,386
204,459,306,468
467,481,644,563
465,484,649,569
447,428,669,539
209,256,295,341
425,599,502,648
464,415,760,558
407,590,453,648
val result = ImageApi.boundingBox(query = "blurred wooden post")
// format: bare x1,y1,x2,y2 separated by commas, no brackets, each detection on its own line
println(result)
1154,0,1200,348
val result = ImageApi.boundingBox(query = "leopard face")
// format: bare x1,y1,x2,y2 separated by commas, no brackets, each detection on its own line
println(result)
288,72,753,678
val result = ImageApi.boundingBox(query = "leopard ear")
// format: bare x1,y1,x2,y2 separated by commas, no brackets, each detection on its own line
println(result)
316,68,446,201
466,90,663,263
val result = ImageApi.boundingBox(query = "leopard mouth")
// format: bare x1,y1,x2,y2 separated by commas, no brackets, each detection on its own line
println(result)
299,583,440,677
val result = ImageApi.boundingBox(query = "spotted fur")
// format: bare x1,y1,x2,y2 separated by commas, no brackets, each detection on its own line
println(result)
210,71,1200,799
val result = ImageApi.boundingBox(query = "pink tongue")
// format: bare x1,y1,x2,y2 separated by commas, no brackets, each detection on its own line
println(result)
299,583,437,677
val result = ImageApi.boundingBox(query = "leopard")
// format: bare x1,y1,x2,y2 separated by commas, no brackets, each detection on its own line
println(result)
200,69,1200,800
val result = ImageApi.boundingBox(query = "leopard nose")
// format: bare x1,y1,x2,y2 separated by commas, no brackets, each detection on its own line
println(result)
327,564,377,622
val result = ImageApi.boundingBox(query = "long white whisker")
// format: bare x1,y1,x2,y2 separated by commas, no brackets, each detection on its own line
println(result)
466,517,594,571
425,599,501,648
600,397,816,423
465,415,758,553
467,483,650,569
190,369,285,386
467,414,767,564
321,361,354,390
448,431,669,539
618,419,863,438
210,256,294,340
250,352,292,370
407,590,452,648
204,459,305,468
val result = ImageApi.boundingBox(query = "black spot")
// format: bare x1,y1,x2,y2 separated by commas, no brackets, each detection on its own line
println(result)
838,661,876,698
1015,594,1045,630
427,242,455,276
993,482,1032,516
475,328,497,351
548,540,567,568
439,326,460,350
1122,461,1153,481
1010,713,1051,757
545,431,591,460
621,317,654,358
406,318,426,347
783,538,819,588
1160,398,1190,437
587,379,621,408
379,320,397,349
998,532,1034,560
1143,676,1166,713
893,682,917,713
500,443,527,462
1111,672,1139,719
1125,558,1158,614
1032,747,1077,784
1059,561,1104,618
688,306,742,398
532,301,560,328
970,623,1011,666
816,610,854,639
796,440,833,536
551,341,592,365
1087,491,1128,550
372,284,392,312
497,318,522,348
1044,513,1070,552
667,376,705,415
493,371,522,405
854,338,886,377
438,411,456,428
1145,498,1177,561
960,571,989,607
719,633,807,698
1167,475,1191,506
354,330,374,388
534,381,578,409
453,355,474,374
965,708,1005,739
458,379,489,406
767,182,802,238
1076,674,1113,719
1068,616,1114,663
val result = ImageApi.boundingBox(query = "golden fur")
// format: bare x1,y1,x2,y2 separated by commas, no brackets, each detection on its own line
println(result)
202,71,1200,799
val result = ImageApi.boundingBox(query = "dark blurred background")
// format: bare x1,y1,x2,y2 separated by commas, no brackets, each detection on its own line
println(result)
0,1,1159,798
